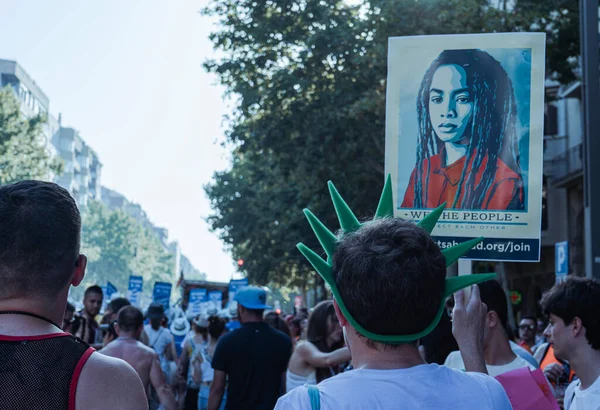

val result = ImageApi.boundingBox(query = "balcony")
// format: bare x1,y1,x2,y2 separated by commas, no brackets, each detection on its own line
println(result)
547,143,584,188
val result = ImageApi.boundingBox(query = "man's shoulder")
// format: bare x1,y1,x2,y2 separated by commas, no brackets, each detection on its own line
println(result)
76,352,148,410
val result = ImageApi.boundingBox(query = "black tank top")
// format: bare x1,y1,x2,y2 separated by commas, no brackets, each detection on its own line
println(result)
0,332,94,410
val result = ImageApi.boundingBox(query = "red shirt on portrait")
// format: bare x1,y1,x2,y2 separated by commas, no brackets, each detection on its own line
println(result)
401,150,523,210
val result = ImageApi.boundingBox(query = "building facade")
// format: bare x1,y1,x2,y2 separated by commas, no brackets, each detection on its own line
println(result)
0,59,102,207
500,81,584,318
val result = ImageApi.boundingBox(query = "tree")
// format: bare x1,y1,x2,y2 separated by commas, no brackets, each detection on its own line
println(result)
73,201,174,302
203,0,580,291
0,86,63,184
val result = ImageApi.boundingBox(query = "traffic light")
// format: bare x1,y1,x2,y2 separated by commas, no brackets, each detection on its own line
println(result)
237,259,244,267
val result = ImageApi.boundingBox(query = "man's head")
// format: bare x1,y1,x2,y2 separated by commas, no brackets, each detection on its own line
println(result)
541,277,600,361
83,285,104,317
518,315,537,346
234,286,271,324
332,218,446,349
106,297,131,322
0,181,86,300
146,303,165,330
116,306,144,338
475,280,509,348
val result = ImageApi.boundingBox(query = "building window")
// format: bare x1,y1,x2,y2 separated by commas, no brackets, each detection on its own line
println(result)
544,104,558,136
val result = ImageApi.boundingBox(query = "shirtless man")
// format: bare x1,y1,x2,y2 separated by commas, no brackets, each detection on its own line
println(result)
0,180,147,410
101,306,177,410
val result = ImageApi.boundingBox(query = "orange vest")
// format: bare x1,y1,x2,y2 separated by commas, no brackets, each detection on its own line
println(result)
539,345,575,383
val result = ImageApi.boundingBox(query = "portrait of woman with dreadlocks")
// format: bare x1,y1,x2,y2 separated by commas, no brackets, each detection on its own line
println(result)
401,49,524,210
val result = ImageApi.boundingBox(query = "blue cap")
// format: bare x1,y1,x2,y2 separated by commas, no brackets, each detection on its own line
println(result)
234,286,272,310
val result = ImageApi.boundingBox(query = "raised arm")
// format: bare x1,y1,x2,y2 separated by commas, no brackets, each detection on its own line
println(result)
297,342,351,368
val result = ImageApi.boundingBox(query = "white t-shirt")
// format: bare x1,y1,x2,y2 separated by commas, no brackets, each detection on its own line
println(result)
565,376,600,410
144,325,173,358
444,350,536,377
275,364,512,410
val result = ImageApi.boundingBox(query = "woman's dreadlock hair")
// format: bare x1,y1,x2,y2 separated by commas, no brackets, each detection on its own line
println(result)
414,49,522,209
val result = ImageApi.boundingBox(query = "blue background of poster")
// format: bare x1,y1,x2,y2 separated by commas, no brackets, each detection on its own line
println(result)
395,47,532,210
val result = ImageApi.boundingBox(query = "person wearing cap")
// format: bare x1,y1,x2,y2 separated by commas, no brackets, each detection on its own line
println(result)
207,286,293,410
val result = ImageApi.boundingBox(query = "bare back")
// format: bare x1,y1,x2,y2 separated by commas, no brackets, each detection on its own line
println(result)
100,338,155,390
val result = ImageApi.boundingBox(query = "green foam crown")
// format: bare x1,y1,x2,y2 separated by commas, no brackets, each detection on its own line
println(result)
297,174,496,343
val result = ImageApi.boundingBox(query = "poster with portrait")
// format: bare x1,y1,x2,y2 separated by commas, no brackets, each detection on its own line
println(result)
385,33,545,262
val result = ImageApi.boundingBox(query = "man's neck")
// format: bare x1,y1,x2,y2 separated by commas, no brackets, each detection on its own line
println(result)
347,331,425,370
484,334,516,366
0,296,66,335
569,346,600,390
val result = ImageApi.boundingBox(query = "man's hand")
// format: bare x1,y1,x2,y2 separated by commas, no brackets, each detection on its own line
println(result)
543,362,565,383
452,285,488,374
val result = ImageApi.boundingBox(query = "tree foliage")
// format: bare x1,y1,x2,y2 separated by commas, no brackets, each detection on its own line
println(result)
75,201,174,301
203,0,580,289
0,86,63,184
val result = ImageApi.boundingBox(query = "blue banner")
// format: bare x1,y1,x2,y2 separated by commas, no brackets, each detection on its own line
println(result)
153,282,172,311
208,290,223,312
127,275,143,306
188,288,207,316
106,282,118,300
228,278,249,304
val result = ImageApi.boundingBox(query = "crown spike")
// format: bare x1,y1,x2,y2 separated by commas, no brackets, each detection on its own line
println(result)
417,203,446,233
328,181,361,232
444,273,497,297
303,209,337,259
375,174,394,219
442,237,483,267
297,243,335,284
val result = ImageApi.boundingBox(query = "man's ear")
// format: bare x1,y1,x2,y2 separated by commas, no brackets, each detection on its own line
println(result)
571,316,585,339
333,298,349,327
486,310,498,329
114,323,121,336
71,254,87,287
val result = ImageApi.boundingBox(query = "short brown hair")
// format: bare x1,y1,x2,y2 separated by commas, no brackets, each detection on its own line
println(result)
0,181,81,299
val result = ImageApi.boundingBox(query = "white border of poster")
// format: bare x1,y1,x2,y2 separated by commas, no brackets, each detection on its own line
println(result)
385,33,545,262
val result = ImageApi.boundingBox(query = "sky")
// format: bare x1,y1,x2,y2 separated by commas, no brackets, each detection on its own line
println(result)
0,0,237,282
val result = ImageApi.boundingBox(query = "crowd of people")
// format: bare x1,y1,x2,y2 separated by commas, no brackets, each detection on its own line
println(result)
1,181,599,410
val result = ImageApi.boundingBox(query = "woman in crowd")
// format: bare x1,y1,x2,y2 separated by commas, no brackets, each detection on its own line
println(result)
192,315,227,410
264,311,292,339
286,300,351,392
179,315,209,410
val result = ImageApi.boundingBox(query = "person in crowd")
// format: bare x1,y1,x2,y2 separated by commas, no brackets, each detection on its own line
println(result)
101,306,177,410
225,302,241,331
72,285,104,348
208,286,293,410
276,218,511,409
179,315,209,410
0,180,147,409
102,297,131,324
145,303,178,379
101,318,119,346
540,277,600,410
193,315,227,409
535,317,548,347
286,300,351,392
63,301,76,333
518,315,537,353
264,311,293,339
445,280,537,376
419,306,458,365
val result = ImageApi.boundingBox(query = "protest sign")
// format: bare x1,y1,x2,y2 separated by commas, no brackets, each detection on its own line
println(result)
188,288,207,317
152,282,172,311
127,275,143,306
228,278,249,304
385,33,545,262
